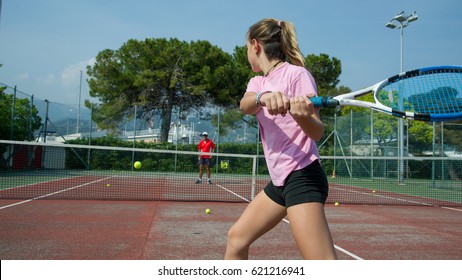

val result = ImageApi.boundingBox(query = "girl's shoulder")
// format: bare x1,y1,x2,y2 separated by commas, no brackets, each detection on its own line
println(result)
248,74,264,83
284,62,310,74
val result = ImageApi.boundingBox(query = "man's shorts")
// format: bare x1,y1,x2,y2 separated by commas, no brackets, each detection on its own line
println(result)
263,160,329,208
199,158,212,166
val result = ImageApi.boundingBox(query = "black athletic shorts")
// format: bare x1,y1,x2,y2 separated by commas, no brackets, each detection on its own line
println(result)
199,158,212,166
263,160,329,208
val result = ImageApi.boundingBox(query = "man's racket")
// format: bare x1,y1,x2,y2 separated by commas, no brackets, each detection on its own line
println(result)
310,65,462,122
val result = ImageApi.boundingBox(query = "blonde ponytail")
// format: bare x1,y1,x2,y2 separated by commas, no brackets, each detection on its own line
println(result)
278,21,305,67
247,18,305,67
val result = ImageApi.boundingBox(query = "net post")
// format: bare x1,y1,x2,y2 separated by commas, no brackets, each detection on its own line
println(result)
251,156,257,200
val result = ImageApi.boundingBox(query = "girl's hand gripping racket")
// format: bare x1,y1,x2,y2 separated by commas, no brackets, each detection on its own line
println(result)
310,65,462,122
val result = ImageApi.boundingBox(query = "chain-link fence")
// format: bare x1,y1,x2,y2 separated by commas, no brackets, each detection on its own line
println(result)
318,110,462,181
3,83,462,160
1,83,259,145
3,83,462,206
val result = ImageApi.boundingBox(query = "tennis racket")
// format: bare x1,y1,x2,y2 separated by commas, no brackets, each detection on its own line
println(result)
310,65,462,122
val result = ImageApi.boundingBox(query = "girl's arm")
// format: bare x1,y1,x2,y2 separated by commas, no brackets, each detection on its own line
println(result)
240,91,290,116
239,92,260,115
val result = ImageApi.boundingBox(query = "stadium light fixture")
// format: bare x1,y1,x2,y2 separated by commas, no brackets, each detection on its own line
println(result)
385,11,419,71
385,22,397,29
393,11,407,22
386,11,419,185
407,11,419,23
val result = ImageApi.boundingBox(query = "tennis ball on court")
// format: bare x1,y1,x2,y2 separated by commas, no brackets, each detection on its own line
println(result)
134,161,142,169
334,202,340,206
205,208,211,214
372,189,376,193
106,183,110,187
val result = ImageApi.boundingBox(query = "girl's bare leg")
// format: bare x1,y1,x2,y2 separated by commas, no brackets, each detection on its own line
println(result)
225,191,287,259
287,202,337,260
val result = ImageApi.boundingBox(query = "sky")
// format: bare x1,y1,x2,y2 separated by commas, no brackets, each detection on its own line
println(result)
1,0,461,106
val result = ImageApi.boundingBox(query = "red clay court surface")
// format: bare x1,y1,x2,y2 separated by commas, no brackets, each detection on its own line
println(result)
0,199,461,260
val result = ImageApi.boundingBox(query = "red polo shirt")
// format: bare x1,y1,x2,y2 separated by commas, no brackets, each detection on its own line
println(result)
198,139,215,158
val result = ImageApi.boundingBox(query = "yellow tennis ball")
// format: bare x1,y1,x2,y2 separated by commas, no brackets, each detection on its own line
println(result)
134,161,142,169
334,202,339,206
205,208,211,214
106,184,111,187
372,190,376,193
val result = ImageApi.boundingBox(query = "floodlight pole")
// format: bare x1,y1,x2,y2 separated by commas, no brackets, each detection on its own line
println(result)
77,70,82,134
386,11,418,184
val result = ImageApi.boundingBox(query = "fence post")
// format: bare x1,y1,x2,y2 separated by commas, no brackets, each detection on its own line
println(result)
251,156,256,200
10,86,17,140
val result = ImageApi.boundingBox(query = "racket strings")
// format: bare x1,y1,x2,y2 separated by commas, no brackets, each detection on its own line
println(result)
379,68,462,115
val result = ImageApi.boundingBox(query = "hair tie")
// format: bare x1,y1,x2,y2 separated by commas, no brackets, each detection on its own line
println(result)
278,20,282,27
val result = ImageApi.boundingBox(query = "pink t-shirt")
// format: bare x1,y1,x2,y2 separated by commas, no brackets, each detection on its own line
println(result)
246,62,320,186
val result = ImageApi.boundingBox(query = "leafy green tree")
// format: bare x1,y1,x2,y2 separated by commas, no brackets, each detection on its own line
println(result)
209,46,256,136
371,114,397,149
87,38,242,142
0,88,42,168
0,89,42,141
305,53,342,96
408,121,433,154
441,124,462,152
303,54,345,151
338,94,397,155
208,45,255,107
305,53,345,135
87,39,347,143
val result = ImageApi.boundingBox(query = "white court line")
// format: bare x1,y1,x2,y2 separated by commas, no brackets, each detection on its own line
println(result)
331,184,462,212
216,183,364,260
0,177,112,210
216,184,251,203
1,175,88,192
441,206,462,212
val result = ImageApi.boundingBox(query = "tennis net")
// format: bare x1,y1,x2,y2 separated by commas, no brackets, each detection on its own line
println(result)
1,140,461,207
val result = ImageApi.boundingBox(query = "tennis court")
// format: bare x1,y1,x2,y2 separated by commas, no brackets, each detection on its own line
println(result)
1,140,461,259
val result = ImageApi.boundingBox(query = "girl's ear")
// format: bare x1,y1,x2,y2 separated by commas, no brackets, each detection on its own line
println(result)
250,39,261,55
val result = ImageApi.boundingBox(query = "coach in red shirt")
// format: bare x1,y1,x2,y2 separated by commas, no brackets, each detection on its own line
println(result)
196,132,215,184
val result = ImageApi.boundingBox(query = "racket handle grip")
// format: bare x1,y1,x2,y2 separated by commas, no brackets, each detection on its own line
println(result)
310,96,339,108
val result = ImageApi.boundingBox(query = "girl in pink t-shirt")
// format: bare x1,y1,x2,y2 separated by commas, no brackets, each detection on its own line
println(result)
225,18,337,260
